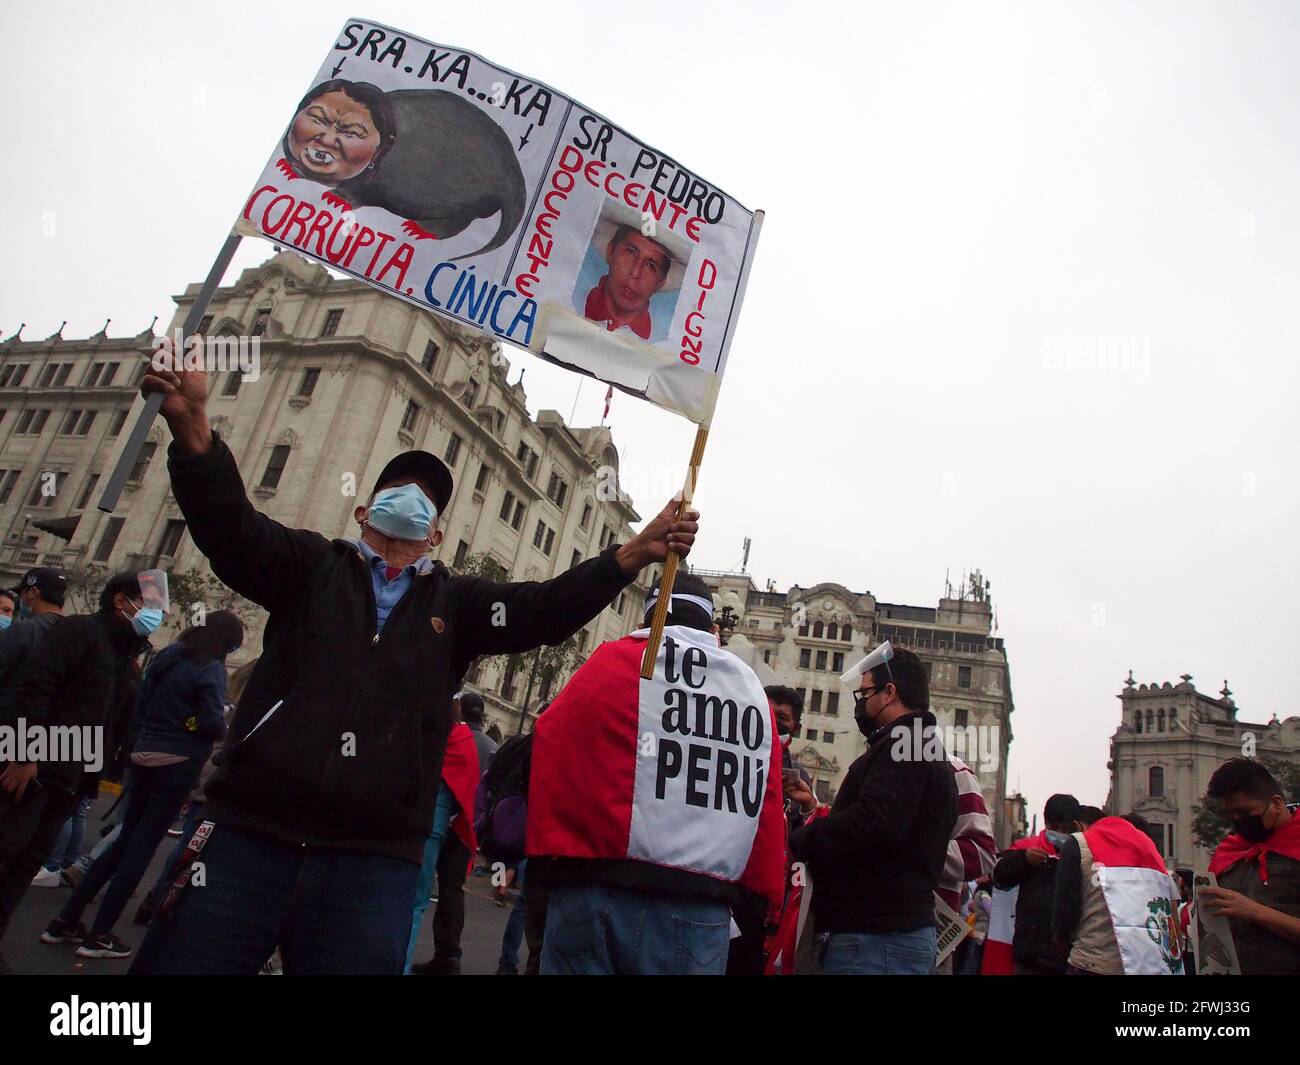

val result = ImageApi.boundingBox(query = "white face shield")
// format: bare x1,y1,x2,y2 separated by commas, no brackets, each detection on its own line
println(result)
136,569,171,614
839,640,893,687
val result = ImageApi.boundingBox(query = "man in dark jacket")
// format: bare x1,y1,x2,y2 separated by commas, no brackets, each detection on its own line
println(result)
0,572,147,969
0,568,67,718
788,644,958,974
991,793,1083,975
129,350,698,975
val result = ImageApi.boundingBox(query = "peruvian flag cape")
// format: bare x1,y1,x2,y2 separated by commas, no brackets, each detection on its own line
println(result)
528,625,786,909
979,830,1056,975
766,806,829,975
1085,817,1183,975
1209,809,1300,884
443,721,481,859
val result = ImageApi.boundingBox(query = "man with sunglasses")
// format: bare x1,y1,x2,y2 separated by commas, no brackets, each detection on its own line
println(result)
787,643,957,974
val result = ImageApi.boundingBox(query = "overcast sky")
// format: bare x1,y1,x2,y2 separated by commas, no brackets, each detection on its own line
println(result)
3,1,1297,818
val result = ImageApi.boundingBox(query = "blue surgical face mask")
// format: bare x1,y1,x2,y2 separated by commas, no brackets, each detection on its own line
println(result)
0,614,11,631
17,601,32,619
129,603,165,637
366,483,437,542
1045,829,1073,850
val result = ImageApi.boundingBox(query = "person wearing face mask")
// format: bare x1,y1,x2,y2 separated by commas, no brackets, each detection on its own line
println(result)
1198,758,1300,974
42,611,243,960
990,793,1083,976
128,346,699,976
0,593,14,628
786,643,958,975
0,572,151,973
0,569,66,729
1052,810,1183,975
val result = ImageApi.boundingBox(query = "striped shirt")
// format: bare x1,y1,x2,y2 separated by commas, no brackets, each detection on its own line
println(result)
936,755,998,913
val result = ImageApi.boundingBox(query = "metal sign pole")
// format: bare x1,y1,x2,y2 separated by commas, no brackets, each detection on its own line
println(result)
97,231,242,513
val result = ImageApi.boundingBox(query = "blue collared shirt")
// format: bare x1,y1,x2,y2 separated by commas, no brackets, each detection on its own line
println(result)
349,539,434,635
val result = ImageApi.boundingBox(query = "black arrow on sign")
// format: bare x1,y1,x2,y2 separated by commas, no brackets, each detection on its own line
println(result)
518,123,534,151
332,57,346,77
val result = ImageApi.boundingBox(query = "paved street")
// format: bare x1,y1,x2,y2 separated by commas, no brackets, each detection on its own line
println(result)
7,792,520,976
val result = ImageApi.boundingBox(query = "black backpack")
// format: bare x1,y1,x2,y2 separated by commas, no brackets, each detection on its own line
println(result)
473,733,533,862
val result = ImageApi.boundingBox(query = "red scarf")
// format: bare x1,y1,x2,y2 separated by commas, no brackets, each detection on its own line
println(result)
1209,811,1300,884
1011,829,1058,856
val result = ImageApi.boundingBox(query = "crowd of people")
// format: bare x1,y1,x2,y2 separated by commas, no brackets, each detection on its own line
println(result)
0,346,1297,976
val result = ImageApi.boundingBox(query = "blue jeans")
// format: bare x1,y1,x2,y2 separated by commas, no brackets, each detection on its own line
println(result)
60,760,201,935
541,883,731,975
146,802,206,905
403,783,453,974
498,859,528,971
43,797,92,872
819,926,938,975
128,824,420,975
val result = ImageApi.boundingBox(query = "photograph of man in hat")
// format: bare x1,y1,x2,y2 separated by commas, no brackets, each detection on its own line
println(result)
578,202,689,342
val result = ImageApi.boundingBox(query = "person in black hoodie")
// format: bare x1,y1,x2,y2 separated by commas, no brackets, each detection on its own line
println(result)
0,572,150,971
127,345,698,975
788,644,957,974
43,611,243,960
991,793,1084,975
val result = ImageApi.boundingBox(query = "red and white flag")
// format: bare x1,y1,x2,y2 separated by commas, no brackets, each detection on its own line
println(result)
602,384,614,424
1086,817,1183,975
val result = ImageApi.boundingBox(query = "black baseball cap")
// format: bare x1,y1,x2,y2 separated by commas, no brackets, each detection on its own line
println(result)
14,567,67,605
372,451,454,515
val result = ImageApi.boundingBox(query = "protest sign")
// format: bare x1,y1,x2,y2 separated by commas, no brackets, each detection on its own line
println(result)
236,16,761,426
935,892,973,965
1192,872,1243,975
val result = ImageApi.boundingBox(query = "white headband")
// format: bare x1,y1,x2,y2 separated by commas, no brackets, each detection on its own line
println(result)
643,591,715,617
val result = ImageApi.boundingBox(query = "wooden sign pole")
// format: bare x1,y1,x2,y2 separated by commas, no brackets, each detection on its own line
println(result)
639,424,709,679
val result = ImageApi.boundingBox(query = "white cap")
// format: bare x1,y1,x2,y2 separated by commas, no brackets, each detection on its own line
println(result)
839,640,893,686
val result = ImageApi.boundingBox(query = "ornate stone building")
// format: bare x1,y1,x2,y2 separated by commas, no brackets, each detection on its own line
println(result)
693,568,1017,846
1107,673,1300,873
0,251,652,736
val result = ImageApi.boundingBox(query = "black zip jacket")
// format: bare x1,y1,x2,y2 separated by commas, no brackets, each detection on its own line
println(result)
995,845,1067,972
3,611,139,793
789,711,957,934
168,433,634,864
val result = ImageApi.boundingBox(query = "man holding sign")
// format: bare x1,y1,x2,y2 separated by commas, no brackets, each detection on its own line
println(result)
126,352,698,976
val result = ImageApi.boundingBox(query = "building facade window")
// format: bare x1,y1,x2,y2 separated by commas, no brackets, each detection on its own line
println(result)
129,442,156,482
955,708,969,728
260,445,291,489
463,379,479,408
77,473,101,510
799,648,811,669
221,371,242,396
94,517,125,562
400,400,421,433
1149,766,1165,798
0,470,20,504
832,652,844,672
320,308,343,337
813,621,824,638
842,624,852,641
500,490,515,522
826,691,839,716
445,433,463,467
958,666,972,689
158,519,187,557
421,340,439,372
108,409,128,436
580,501,593,529
453,540,470,568
815,650,827,670
810,690,822,713
298,368,320,397
475,464,491,493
